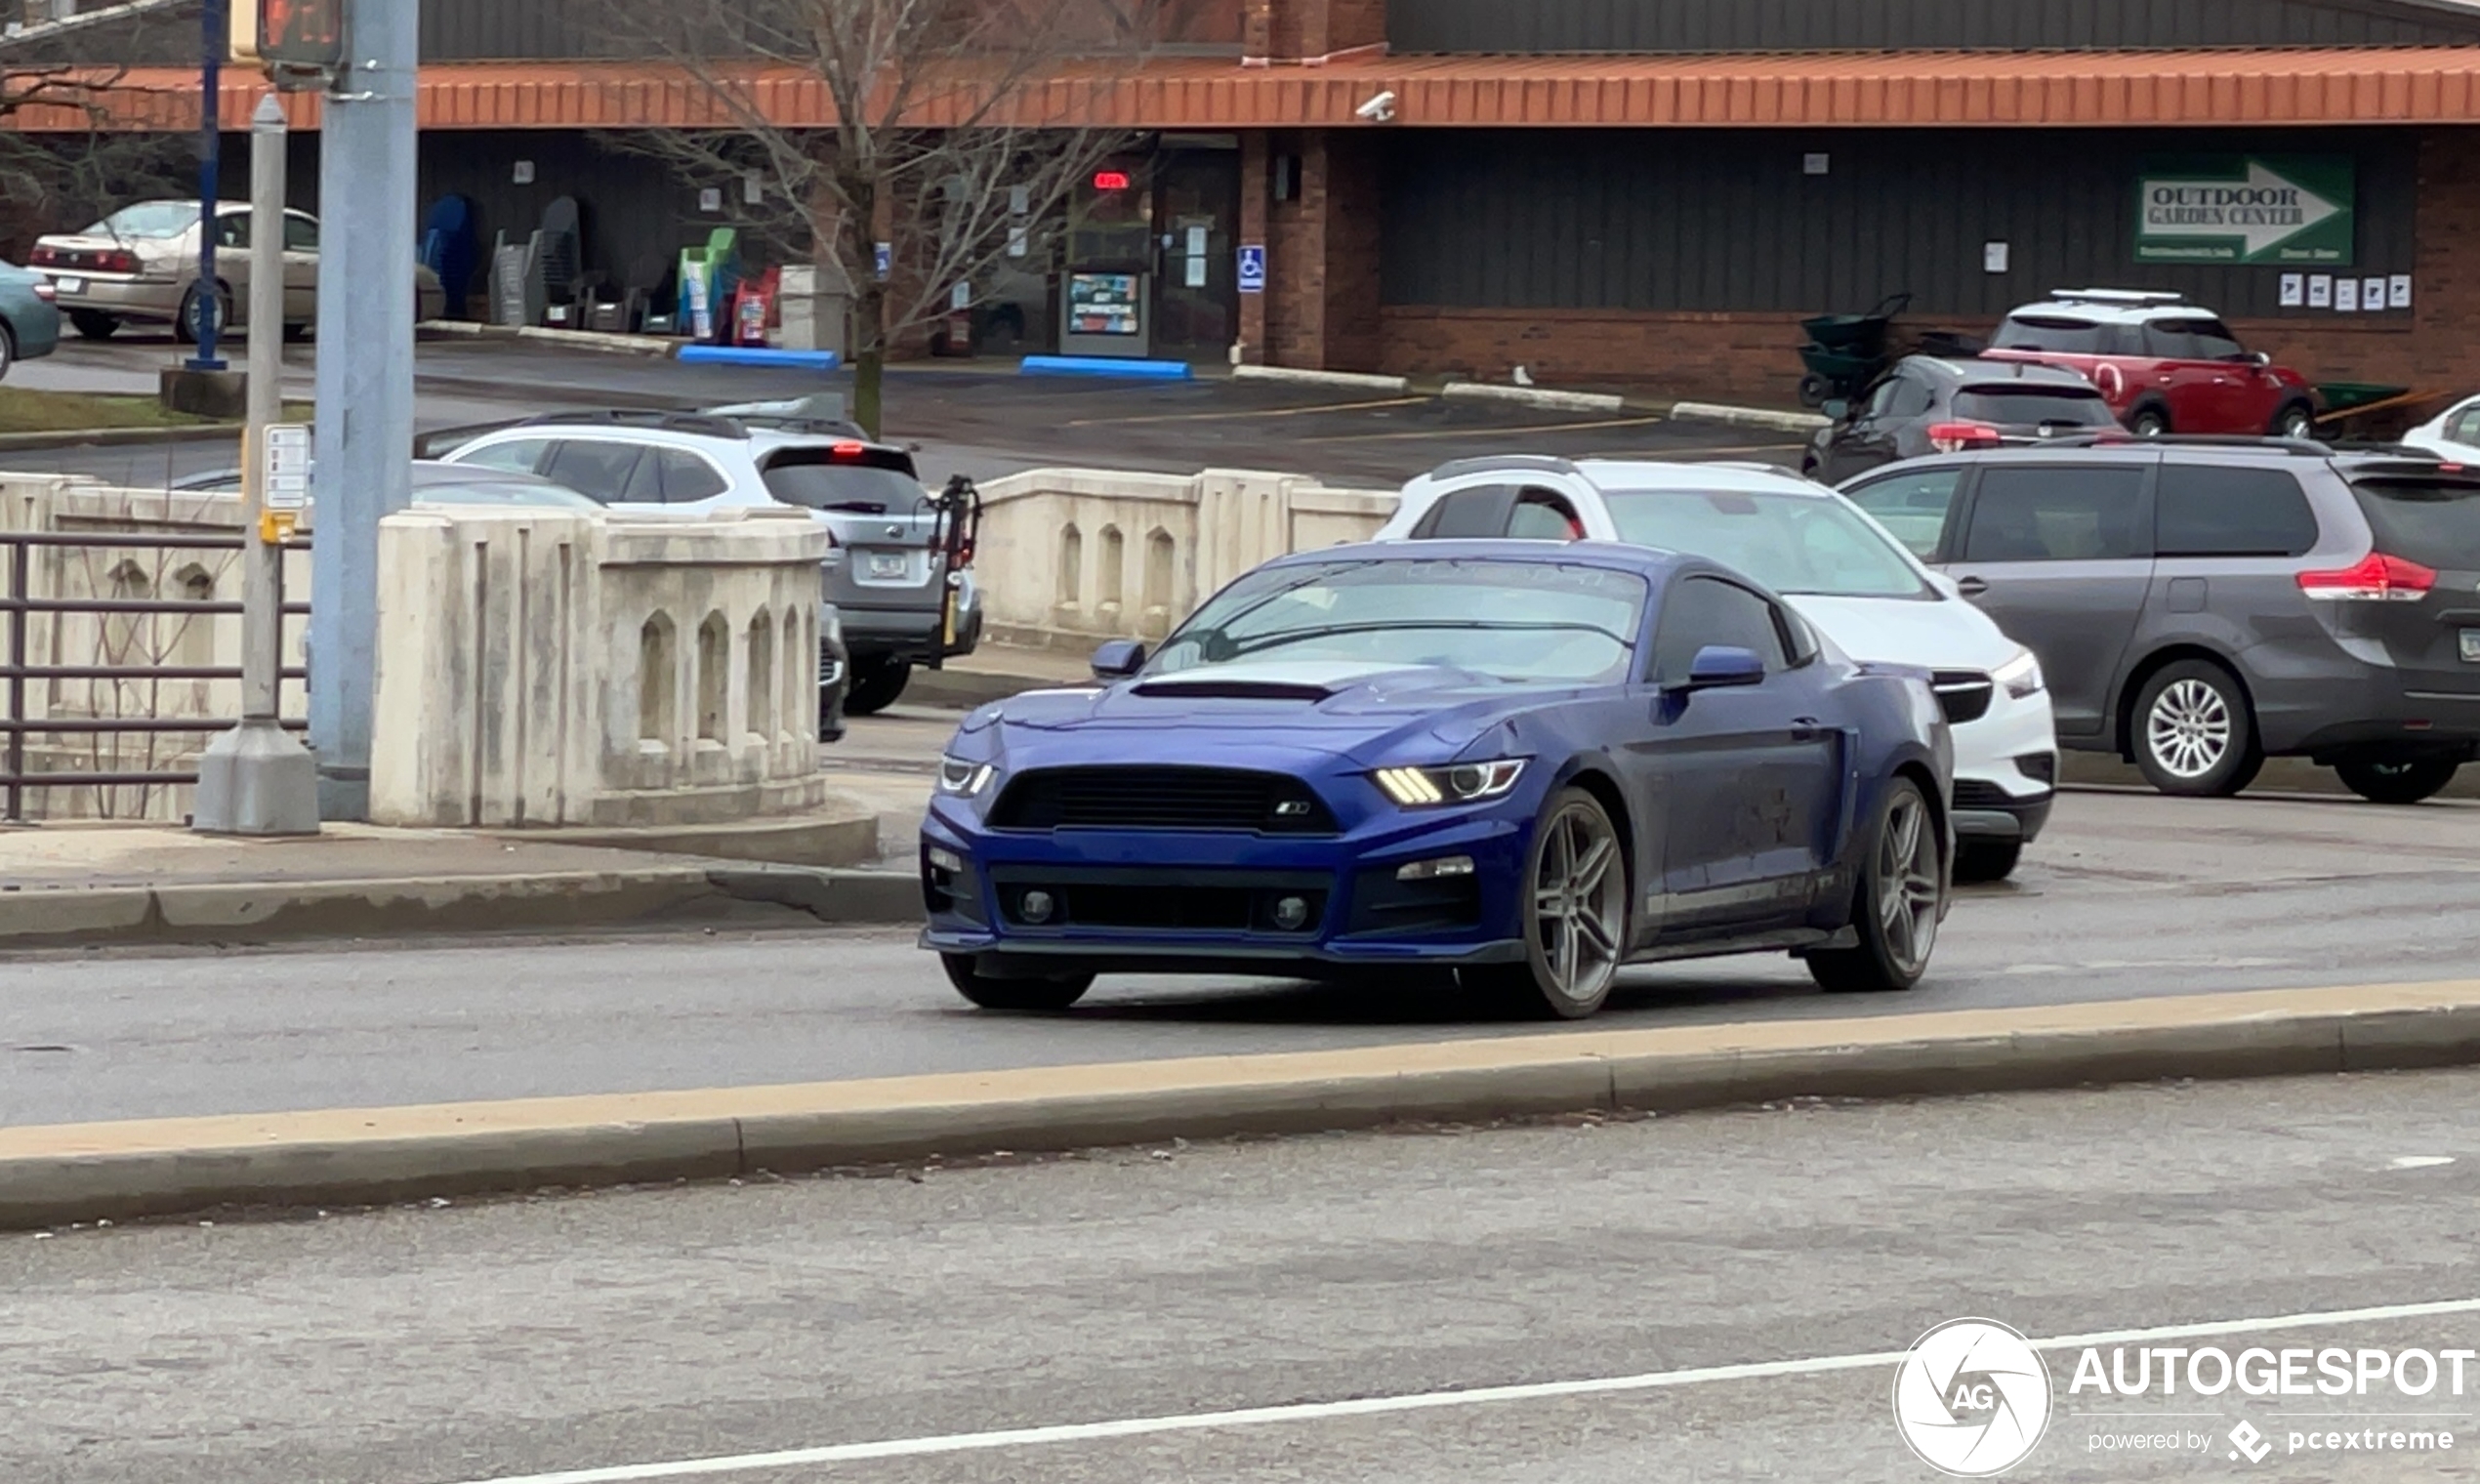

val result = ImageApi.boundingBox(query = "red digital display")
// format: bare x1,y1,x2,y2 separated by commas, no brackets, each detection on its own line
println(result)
1092,171,1133,191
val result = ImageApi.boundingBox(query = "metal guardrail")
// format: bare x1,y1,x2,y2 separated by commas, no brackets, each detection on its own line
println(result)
1,530,310,822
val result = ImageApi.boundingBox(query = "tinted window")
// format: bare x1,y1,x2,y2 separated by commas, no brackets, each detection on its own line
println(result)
2353,478,2480,569
1601,488,1928,598
1843,469,1964,559
544,440,650,503
1411,485,1515,539
1963,467,2150,562
1951,388,2115,428
1992,315,2109,354
2147,317,2246,361
454,438,554,475
282,213,319,251
657,450,730,503
762,464,924,515
2453,406,2480,445
2155,467,2320,557
1652,576,1790,683
1506,490,1581,541
213,212,249,249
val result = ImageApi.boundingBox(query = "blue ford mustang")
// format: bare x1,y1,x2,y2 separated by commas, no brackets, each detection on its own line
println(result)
922,541,1953,1018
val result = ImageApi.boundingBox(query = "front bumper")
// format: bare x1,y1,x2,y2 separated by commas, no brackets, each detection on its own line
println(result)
1949,683,2057,843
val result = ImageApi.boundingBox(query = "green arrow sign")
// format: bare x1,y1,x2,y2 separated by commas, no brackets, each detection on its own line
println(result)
2134,155,2355,266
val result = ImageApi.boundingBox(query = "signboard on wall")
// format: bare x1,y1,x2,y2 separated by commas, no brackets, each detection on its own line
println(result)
2134,156,2355,266
1067,272,1142,337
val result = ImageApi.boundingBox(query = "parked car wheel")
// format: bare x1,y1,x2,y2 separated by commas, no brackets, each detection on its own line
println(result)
2129,404,2172,437
2273,401,2317,440
175,281,228,347
941,953,1093,1011
67,309,119,340
845,657,914,716
1952,838,2022,886
2132,660,2261,797
2334,757,2461,805
0,322,15,382
1807,775,1941,994
1457,785,1628,1020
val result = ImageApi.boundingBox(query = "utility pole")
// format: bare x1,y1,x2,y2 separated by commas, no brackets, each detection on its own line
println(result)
192,94,318,836
308,0,418,820
186,0,227,371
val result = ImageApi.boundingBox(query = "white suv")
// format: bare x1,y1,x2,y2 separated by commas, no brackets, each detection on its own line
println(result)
1372,456,2057,882
438,407,981,715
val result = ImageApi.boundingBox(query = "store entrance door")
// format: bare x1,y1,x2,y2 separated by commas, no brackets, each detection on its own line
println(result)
1150,147,1239,362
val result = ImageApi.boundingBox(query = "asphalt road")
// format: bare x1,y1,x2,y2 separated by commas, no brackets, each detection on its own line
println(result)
10,1069,2480,1483
7,786,2477,1128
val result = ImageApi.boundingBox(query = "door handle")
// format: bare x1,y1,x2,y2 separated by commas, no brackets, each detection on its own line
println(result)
1792,717,1826,742
1955,576,1990,598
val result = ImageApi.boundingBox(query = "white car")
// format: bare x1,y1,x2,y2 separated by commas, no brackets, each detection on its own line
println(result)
2402,394,2480,464
1372,456,2057,883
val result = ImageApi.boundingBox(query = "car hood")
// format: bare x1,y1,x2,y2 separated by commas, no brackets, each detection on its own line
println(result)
968,659,1587,767
1785,593,2020,672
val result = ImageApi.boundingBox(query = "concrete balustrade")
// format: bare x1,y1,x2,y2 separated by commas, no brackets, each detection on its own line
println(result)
975,468,1398,650
369,507,830,829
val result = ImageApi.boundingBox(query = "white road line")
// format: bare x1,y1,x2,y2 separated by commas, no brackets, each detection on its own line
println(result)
444,1297,2480,1484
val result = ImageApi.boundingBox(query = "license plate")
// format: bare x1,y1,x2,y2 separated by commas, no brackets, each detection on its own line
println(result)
867,552,909,579
54,275,83,295
2462,629,2480,663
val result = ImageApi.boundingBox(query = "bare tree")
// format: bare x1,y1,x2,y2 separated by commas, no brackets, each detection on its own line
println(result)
0,62,192,261
607,0,1168,436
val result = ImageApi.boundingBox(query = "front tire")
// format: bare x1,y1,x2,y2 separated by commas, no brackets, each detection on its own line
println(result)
2132,660,2261,797
2129,404,2171,437
1457,785,1629,1019
2273,401,2317,440
844,657,913,716
1952,838,2022,885
176,281,228,347
2335,758,2461,805
1808,776,1943,994
941,953,1092,1011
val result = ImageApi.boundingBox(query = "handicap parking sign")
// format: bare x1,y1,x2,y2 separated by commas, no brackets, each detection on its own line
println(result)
1237,244,1266,295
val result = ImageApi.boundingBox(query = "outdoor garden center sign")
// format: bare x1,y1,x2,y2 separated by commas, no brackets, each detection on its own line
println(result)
2134,156,2356,266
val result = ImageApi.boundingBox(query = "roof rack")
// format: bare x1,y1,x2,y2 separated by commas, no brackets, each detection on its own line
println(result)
517,409,750,438
2047,288,2187,306
1424,454,1582,481
2032,433,2335,455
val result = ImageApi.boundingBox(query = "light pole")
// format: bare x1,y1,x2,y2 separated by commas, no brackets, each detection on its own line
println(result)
191,94,318,836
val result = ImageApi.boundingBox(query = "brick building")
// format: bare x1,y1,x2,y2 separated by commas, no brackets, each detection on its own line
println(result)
21,0,2480,404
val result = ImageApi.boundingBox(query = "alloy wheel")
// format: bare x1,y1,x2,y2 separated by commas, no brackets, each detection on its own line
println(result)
1877,790,1941,977
2146,679,2232,780
1531,800,1626,1007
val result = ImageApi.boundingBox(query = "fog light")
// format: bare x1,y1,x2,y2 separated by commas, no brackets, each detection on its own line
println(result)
1272,895,1310,931
1397,855,1476,882
928,846,964,873
1020,889,1055,925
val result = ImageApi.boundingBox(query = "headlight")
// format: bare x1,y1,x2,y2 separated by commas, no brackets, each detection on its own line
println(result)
1993,649,2046,700
1373,760,1526,808
937,754,996,796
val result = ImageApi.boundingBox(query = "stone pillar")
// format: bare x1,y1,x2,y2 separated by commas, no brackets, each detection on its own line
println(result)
1262,131,1384,373
1238,132,1271,364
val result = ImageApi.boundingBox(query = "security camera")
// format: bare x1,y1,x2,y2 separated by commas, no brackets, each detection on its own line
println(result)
1354,90,1398,123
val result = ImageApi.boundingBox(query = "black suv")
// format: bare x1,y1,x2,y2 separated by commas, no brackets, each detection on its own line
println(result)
1839,438,2480,803
1806,356,2119,484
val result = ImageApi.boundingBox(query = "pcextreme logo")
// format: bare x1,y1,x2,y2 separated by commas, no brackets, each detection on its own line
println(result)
1892,1319,2055,1477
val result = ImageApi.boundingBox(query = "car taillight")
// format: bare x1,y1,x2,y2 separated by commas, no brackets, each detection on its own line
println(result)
831,439,867,460
98,250,140,274
1927,421,2004,453
2295,553,2436,601
28,245,58,268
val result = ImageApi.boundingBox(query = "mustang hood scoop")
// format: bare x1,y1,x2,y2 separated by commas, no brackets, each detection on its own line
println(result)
1129,660,1463,703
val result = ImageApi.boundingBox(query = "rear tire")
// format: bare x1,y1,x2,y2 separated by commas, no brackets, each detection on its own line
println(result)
176,281,227,347
2131,660,2261,797
68,309,119,340
1456,785,1629,1020
2335,758,2461,805
1809,776,1943,994
845,657,913,716
940,953,1092,1011
1952,838,2022,885
2129,404,2171,437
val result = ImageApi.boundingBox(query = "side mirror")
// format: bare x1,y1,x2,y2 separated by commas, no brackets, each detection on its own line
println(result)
1823,399,1851,422
1925,571,1963,599
1091,639,1147,680
2250,350,2274,368
1681,645,1767,691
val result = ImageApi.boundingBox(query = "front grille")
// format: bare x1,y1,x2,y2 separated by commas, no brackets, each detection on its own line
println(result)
1344,867,1483,936
2016,751,2057,789
1932,670,1995,726
993,879,1327,933
989,766,1339,834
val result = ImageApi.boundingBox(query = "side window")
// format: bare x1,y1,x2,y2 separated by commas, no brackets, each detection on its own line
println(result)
2187,319,2248,361
1651,576,1791,683
282,213,319,252
453,437,553,475
1843,469,1963,559
2450,405,2480,445
1962,466,2150,563
543,440,650,503
657,450,730,504
1863,374,1906,420
2099,324,2146,356
1885,373,1936,421
1506,488,1582,541
214,211,249,249
2155,466,2319,558
1410,485,1517,539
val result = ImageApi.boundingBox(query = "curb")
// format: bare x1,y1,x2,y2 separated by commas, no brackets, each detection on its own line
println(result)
1020,355,1195,381
422,320,681,358
1442,382,1628,414
1669,400,1832,434
5,979,2476,1229
0,865,918,950
0,422,240,451
1233,365,1412,394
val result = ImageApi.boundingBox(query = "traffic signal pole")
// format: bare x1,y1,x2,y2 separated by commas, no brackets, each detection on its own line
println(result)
307,0,418,820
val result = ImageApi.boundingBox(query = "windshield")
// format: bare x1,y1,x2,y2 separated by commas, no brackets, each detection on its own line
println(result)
84,203,198,239
1599,488,1930,599
761,451,926,515
1953,388,2115,427
2354,479,2480,569
1150,558,1648,684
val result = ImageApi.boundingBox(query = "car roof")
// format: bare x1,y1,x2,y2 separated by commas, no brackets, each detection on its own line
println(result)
1901,355,2097,390
2003,299,2221,327
1568,459,1831,497
1270,538,1699,580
